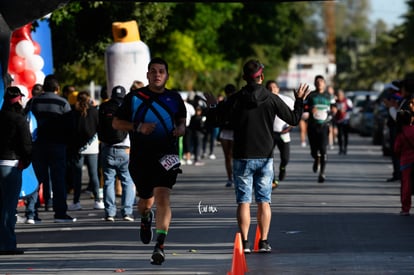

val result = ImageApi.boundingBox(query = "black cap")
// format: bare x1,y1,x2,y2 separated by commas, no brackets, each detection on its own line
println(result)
4,86,24,104
111,85,126,100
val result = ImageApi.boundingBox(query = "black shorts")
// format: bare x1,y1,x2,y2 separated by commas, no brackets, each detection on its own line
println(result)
129,156,179,199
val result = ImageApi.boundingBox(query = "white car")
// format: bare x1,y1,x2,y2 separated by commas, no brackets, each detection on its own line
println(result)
346,91,379,135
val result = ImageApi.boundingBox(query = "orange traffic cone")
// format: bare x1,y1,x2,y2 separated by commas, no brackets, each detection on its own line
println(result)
38,183,44,205
227,232,248,275
253,225,261,252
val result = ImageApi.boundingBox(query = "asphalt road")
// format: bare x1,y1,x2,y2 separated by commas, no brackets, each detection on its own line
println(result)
1,130,414,275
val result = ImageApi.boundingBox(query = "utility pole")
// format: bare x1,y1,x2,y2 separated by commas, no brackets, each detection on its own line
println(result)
324,0,336,62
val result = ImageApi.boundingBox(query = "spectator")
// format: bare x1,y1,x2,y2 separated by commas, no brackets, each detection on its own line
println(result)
100,85,109,103
202,106,218,161
0,86,32,254
67,91,103,211
62,85,78,198
23,83,43,114
130,80,145,92
384,73,414,182
98,85,136,221
393,106,414,216
61,85,77,105
218,84,236,187
182,95,196,165
22,83,43,224
30,74,76,223
189,106,206,166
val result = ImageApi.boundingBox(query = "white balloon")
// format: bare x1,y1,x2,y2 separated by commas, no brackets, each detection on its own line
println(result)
35,71,45,85
25,54,44,71
15,40,35,58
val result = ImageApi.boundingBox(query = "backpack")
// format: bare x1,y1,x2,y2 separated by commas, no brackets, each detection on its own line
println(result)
98,100,128,144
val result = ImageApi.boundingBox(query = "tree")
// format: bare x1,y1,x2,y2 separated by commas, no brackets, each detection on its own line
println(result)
46,2,318,94
49,2,174,88
153,2,313,92
402,0,414,55
334,0,373,89
335,0,414,90
149,3,242,92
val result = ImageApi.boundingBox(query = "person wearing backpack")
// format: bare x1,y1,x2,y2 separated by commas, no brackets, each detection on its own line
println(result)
98,85,136,222
67,91,103,211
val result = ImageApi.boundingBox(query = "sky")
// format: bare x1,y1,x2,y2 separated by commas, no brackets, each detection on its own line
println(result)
369,0,408,27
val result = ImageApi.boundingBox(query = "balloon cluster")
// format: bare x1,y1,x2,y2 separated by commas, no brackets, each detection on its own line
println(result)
8,23,45,100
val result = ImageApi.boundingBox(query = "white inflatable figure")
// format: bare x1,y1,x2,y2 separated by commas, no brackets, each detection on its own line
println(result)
105,20,151,96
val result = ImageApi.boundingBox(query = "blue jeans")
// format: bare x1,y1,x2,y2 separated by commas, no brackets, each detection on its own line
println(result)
32,143,68,217
25,191,39,219
233,158,273,204
101,146,135,217
0,165,22,250
70,153,100,203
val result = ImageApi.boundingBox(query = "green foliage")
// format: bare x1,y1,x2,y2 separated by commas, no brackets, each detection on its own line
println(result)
46,2,318,94
50,2,174,88
403,0,414,55
336,0,414,90
155,2,311,93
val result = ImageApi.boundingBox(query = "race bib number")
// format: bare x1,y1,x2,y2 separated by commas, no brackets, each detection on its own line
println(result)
313,105,329,122
159,154,180,171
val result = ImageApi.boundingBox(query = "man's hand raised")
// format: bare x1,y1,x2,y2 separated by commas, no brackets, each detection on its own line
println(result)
293,83,311,100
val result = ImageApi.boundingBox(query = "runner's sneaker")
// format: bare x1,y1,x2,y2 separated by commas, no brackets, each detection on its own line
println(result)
258,240,272,253
151,244,165,265
140,210,154,244
318,174,325,183
242,240,251,254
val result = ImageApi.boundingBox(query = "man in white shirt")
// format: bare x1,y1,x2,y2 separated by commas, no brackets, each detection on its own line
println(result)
266,80,294,189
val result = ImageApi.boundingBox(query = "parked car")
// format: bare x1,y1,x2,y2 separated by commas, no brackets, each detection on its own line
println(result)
346,90,378,136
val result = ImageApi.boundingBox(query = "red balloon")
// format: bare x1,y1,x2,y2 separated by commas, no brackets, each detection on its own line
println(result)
33,41,41,55
9,46,16,57
12,73,23,86
10,36,21,50
8,55,25,74
19,70,36,88
12,24,32,42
